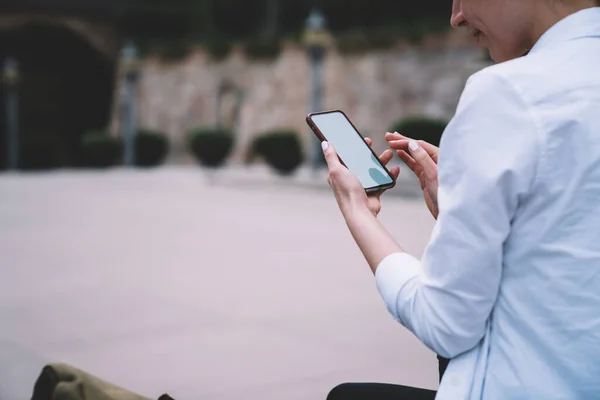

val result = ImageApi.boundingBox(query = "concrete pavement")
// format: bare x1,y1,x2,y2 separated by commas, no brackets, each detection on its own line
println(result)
0,167,437,400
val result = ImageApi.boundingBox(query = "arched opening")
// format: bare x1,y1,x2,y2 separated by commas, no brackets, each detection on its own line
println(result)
0,23,115,170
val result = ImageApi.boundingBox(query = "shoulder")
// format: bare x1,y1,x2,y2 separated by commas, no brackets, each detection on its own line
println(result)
461,57,533,106
441,58,543,168
465,49,567,106
453,63,530,122
453,50,559,121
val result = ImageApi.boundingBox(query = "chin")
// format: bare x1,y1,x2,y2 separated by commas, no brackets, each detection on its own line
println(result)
488,44,530,63
487,49,502,63
488,48,516,63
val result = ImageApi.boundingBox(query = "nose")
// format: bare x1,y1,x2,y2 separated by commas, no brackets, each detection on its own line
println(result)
451,0,467,28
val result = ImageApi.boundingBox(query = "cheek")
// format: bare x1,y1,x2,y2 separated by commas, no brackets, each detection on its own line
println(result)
485,7,531,46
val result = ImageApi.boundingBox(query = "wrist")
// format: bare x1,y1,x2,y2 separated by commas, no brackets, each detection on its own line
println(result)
341,197,375,220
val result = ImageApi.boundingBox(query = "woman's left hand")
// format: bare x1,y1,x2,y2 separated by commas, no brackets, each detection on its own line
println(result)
323,138,400,217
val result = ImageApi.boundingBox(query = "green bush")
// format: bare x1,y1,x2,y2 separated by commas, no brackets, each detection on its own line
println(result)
19,135,65,170
82,130,121,168
252,130,304,175
135,129,170,167
390,116,448,148
243,38,281,60
187,127,234,167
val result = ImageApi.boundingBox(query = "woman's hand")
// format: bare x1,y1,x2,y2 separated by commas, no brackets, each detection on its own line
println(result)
323,138,400,217
385,132,440,219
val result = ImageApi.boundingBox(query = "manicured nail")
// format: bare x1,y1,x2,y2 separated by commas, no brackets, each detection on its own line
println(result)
321,141,329,151
409,140,419,152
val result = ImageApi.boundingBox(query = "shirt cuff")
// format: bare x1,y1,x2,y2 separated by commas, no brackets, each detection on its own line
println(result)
375,252,421,320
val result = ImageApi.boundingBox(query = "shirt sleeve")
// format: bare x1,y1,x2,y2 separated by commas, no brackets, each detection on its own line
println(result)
376,68,541,359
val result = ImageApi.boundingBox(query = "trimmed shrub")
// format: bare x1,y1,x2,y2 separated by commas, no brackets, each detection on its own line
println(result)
135,129,170,167
252,130,304,175
187,127,234,167
390,116,448,148
82,130,121,168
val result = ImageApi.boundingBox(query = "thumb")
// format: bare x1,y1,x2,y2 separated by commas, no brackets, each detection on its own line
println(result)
408,140,437,182
322,141,343,168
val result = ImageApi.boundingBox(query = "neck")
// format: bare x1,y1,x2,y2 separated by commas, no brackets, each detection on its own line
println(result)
531,1,597,46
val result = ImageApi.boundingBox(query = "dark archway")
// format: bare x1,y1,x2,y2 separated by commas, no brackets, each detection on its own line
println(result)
0,24,115,169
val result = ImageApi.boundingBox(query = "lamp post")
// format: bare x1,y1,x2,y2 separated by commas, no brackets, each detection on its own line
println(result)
3,58,20,170
120,41,140,167
303,9,331,172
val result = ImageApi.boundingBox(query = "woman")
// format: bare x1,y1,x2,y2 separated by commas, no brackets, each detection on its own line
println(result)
324,0,600,399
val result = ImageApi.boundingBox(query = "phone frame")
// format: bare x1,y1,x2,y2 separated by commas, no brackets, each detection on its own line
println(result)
306,109,396,193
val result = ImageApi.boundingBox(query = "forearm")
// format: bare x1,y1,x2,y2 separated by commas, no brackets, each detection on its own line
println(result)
341,203,404,274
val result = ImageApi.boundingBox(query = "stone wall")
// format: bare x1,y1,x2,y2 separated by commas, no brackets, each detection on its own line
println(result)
113,29,491,164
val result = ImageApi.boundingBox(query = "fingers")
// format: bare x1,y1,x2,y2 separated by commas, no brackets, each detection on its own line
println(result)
379,149,393,166
397,150,420,173
407,140,437,183
364,137,394,168
386,132,439,163
321,141,343,169
385,132,408,141
389,165,400,180
370,164,400,200
322,141,345,188
387,139,411,151
323,140,392,169
323,140,399,188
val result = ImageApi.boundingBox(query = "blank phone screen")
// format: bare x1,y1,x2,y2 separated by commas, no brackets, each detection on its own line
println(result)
311,111,393,190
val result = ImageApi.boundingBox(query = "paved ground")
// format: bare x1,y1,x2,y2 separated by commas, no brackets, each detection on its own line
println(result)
0,167,437,400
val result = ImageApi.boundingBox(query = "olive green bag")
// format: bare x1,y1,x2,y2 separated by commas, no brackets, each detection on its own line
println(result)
31,364,175,400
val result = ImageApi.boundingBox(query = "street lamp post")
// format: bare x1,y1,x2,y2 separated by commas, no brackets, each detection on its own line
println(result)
303,9,331,172
120,41,140,167
3,58,20,170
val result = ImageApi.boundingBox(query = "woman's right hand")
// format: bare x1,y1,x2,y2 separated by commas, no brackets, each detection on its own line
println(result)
385,132,440,219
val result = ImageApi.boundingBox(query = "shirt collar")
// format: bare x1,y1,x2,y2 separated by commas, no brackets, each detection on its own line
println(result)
529,7,600,55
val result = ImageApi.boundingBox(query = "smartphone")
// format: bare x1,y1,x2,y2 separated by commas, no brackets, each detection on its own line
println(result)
306,110,396,193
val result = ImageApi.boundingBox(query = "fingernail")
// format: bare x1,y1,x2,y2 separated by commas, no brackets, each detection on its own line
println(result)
321,141,329,151
409,140,420,152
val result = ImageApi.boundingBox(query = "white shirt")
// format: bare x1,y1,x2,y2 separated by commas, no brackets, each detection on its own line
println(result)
376,8,600,399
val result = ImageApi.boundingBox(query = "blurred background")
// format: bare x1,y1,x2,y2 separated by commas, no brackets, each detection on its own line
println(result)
0,0,491,171
0,1,491,399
